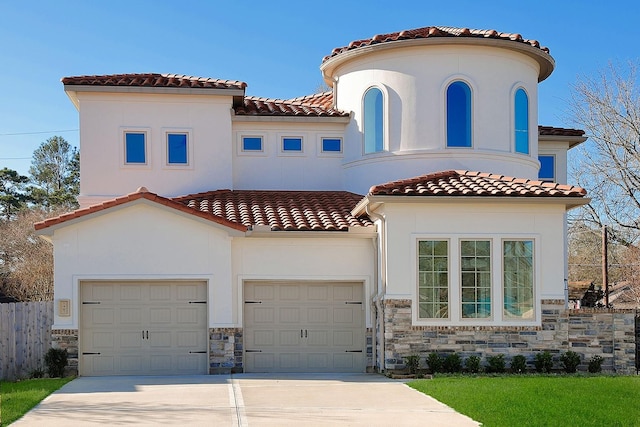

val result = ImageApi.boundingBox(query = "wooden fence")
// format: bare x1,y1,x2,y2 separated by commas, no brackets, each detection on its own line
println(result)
0,301,54,381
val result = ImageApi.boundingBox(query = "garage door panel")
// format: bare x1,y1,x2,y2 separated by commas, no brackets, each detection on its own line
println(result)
244,281,365,373
81,281,207,376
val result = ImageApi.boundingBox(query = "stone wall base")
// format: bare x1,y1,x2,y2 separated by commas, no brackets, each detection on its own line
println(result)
51,329,78,377
382,299,637,374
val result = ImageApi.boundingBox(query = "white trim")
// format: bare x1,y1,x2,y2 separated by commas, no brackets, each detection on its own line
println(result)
236,133,268,157
162,128,193,169
120,127,151,169
277,133,306,157
441,75,477,149
317,135,344,157
361,84,388,155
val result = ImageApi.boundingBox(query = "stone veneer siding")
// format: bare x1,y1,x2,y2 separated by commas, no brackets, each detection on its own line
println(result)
383,299,637,374
51,329,78,376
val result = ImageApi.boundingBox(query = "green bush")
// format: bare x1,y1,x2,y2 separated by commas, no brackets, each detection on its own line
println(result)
560,351,581,373
426,352,443,374
510,355,527,374
44,348,68,378
465,355,482,373
534,351,554,373
404,354,421,375
443,353,462,373
588,355,604,373
485,354,506,373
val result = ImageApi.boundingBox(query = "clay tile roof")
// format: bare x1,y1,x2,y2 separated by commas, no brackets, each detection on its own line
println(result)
61,73,247,90
323,26,549,62
538,125,585,137
234,93,348,117
34,188,247,232
368,170,587,198
173,190,373,231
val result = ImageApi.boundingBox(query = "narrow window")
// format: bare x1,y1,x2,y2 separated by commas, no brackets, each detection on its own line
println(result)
125,132,146,164
242,136,263,151
503,241,534,319
461,240,491,318
538,155,555,182
446,81,472,148
418,240,449,319
364,87,384,153
321,138,342,153
282,137,302,152
515,88,529,154
167,133,188,164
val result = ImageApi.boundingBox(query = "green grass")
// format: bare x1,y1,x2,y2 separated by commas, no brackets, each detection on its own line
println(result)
0,378,73,426
409,375,640,427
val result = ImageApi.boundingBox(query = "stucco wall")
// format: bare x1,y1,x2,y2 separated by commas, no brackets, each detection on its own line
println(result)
333,45,541,194
379,201,567,326
76,92,234,207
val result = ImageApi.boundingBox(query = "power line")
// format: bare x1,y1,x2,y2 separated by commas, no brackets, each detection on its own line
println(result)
0,129,78,136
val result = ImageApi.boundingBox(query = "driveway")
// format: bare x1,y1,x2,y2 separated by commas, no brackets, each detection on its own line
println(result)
12,373,479,426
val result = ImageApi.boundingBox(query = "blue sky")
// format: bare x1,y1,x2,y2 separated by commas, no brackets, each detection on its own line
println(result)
1,0,638,176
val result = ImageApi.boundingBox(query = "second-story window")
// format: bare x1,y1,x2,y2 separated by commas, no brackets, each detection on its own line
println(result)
125,132,146,164
364,87,384,154
167,133,188,164
538,155,555,182
515,88,529,154
446,81,472,148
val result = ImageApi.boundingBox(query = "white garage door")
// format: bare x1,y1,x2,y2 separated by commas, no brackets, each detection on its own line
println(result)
80,281,208,376
244,281,365,373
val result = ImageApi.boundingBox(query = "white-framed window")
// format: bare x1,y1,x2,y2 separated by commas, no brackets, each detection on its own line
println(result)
281,136,303,153
514,88,530,154
318,137,343,156
363,87,384,154
162,129,193,168
538,155,555,182
236,134,268,157
415,235,538,324
121,128,151,168
242,136,263,151
446,80,473,148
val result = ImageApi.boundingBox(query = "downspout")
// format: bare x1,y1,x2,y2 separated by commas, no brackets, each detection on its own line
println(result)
366,204,387,372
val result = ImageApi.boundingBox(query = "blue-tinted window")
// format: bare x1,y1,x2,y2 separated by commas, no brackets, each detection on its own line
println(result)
322,138,342,152
167,133,188,164
243,136,263,151
538,155,555,181
125,132,146,164
283,137,302,152
364,87,384,153
446,81,472,148
515,88,529,154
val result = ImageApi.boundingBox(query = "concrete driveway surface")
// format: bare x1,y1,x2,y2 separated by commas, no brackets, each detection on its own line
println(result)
11,373,480,426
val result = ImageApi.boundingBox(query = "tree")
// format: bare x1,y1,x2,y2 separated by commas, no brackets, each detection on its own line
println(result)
569,61,640,245
0,209,56,301
28,136,79,211
0,168,30,221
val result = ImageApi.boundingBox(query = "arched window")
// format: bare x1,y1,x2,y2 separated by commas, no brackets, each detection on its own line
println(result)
515,88,529,154
446,81,472,147
364,87,384,153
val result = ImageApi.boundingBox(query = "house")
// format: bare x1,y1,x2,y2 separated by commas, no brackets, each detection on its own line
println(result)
35,25,591,376
567,281,602,309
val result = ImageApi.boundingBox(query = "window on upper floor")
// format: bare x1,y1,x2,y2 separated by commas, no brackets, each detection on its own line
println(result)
282,137,303,152
124,132,147,164
446,81,472,148
364,87,384,154
167,133,188,164
321,137,342,153
515,88,529,154
242,136,263,152
538,155,555,182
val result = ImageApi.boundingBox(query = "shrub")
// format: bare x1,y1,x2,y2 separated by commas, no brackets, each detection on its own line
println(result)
45,348,68,378
30,368,45,378
510,355,527,374
404,354,421,375
485,354,506,373
534,351,554,373
588,355,604,373
426,352,443,374
443,353,462,373
560,351,581,373
465,355,482,373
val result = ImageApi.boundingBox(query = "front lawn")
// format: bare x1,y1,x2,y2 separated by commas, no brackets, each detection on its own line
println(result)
0,378,72,426
409,375,640,427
